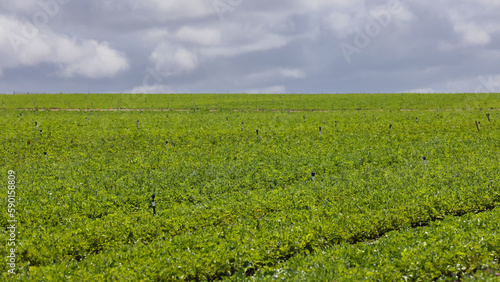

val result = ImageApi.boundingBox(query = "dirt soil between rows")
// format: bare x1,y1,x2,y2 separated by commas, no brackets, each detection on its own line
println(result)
13,108,500,112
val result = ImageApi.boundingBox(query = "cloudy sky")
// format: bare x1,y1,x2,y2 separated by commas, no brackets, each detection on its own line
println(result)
0,0,499,94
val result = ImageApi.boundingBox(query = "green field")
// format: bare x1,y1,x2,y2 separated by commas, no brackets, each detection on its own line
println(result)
1,94,499,281
1,93,500,111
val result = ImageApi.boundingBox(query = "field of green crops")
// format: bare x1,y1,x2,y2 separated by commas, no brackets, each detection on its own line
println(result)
1,93,499,281
1,93,500,111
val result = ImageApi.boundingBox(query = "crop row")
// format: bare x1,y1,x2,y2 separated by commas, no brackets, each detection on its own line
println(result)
1,93,500,111
0,107,498,280
242,206,500,281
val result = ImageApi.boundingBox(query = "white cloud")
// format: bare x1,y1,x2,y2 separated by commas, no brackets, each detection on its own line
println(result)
295,0,363,11
59,40,130,78
129,83,178,94
146,24,291,79
280,68,306,79
245,68,306,82
320,1,367,36
200,34,288,59
323,13,355,35
100,0,214,21
404,88,435,93
148,0,213,19
150,43,199,75
144,29,169,41
0,15,129,79
245,85,286,94
454,23,491,46
176,26,221,45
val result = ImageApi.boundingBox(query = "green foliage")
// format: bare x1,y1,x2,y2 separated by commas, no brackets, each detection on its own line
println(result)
245,208,500,281
0,94,499,280
1,93,499,111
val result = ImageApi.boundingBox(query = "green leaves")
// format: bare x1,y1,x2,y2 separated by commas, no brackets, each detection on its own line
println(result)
250,208,500,281
0,95,498,280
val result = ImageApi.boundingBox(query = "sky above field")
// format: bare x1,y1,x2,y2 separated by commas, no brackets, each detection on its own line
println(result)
1,0,500,94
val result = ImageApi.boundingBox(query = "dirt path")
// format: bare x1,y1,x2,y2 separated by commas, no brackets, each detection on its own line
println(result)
10,108,500,112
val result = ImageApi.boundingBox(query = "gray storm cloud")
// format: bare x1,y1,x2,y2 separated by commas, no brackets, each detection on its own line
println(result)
0,0,499,94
